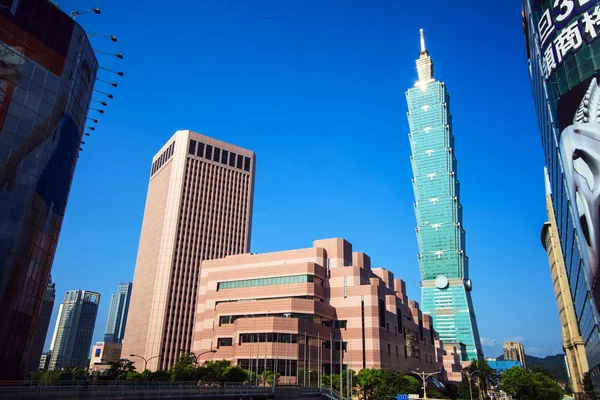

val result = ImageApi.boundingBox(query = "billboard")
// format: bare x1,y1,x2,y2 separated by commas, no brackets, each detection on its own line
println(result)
528,0,600,314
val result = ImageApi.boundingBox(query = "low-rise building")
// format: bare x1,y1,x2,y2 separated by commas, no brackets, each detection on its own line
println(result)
89,342,122,372
193,238,452,383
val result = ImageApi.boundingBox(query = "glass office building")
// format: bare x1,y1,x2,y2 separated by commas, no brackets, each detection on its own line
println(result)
104,282,132,343
522,0,600,387
405,30,483,361
0,0,98,379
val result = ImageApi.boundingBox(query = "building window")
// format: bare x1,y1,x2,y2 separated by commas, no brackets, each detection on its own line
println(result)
379,299,386,327
214,147,221,162
197,142,205,158
386,323,389,334
229,152,236,167
388,344,391,355
206,145,213,160
335,320,347,329
396,346,399,357
218,274,317,290
217,338,233,348
244,157,251,171
237,154,243,169
221,150,229,165
189,140,196,155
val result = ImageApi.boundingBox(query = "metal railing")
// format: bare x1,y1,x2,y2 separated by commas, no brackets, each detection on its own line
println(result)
0,381,273,399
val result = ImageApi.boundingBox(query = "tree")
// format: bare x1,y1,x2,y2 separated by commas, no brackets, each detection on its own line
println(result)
221,366,247,383
356,368,383,400
198,360,231,383
584,372,597,400
39,370,62,386
465,359,496,400
169,353,197,382
152,370,170,382
500,366,563,400
458,375,479,400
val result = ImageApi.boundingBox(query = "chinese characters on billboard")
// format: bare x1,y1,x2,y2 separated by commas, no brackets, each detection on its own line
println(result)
533,0,600,316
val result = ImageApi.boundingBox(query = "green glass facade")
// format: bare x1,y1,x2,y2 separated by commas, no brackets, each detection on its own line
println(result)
405,34,483,361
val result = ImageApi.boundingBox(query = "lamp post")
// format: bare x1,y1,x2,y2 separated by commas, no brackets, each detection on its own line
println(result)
70,7,100,19
178,349,217,367
129,354,163,371
408,369,442,400
461,370,480,400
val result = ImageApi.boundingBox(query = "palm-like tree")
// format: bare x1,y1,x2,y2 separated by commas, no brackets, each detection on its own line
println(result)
465,359,495,400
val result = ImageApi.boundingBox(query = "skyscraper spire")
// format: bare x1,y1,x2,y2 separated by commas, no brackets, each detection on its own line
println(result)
415,29,434,86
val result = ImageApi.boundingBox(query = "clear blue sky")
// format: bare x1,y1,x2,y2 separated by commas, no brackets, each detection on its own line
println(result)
45,0,558,359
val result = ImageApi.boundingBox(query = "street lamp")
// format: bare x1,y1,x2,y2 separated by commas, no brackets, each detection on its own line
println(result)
129,354,163,371
70,7,100,19
87,33,118,42
408,368,443,400
178,349,217,366
94,89,114,99
96,78,118,88
99,66,124,76
461,370,480,400
94,50,124,59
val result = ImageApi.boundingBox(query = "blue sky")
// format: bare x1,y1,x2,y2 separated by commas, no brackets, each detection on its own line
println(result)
45,0,559,359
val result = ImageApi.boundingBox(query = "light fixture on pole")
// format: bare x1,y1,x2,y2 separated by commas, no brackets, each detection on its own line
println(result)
90,108,104,114
92,99,108,106
87,118,98,123
70,7,100,19
96,78,118,88
94,50,124,59
408,368,443,400
87,126,96,131
460,370,480,400
129,354,163,371
87,33,118,42
84,133,90,136
99,66,124,76
177,348,217,367
94,89,114,99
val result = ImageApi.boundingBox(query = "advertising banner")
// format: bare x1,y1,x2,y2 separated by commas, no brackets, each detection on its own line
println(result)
528,0,600,312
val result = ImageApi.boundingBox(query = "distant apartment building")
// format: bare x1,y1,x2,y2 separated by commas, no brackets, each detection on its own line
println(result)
122,130,255,370
49,290,100,370
104,282,132,343
193,238,451,383
38,352,51,372
503,341,526,370
27,278,56,373
542,168,588,399
89,342,123,372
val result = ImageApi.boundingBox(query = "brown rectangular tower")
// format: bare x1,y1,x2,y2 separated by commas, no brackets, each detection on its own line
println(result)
122,130,255,370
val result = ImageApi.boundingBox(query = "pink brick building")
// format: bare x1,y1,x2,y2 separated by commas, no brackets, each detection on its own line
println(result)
193,238,456,383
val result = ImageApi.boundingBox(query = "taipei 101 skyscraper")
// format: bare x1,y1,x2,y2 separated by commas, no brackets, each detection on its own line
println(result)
405,30,483,361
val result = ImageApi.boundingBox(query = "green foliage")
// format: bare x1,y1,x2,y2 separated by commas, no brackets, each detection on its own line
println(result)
457,375,479,400
426,389,449,399
221,366,247,383
198,360,231,382
38,370,62,386
500,366,563,400
169,353,198,382
355,369,419,400
583,372,597,400
151,370,170,382
71,367,88,378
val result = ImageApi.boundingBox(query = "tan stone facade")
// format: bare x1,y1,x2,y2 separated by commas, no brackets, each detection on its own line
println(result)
193,238,454,383
502,341,527,369
542,183,588,400
89,342,122,372
122,130,255,371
